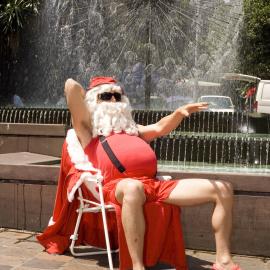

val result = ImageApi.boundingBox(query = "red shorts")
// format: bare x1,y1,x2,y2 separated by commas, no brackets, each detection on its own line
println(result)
103,177,179,206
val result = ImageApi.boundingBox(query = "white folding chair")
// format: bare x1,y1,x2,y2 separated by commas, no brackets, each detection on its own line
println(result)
69,172,171,270
69,177,117,270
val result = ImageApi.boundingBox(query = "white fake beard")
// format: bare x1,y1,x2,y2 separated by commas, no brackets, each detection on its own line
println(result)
86,97,139,138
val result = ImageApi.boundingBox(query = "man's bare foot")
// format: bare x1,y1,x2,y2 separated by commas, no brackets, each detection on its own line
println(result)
212,262,242,270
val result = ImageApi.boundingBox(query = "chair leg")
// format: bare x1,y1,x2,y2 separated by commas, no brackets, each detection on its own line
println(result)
70,210,83,255
70,188,84,256
98,183,114,270
70,206,110,257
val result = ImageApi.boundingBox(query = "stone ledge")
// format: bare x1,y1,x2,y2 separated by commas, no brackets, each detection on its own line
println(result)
0,152,60,182
0,164,59,182
160,170,270,193
0,123,66,136
0,153,269,192
0,152,60,165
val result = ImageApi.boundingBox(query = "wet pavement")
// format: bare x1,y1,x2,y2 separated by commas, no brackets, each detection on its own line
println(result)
0,228,269,270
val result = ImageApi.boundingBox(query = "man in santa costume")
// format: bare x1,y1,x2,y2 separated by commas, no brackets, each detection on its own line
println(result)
37,76,242,270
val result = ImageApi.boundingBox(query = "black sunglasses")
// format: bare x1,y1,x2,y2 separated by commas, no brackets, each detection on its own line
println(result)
98,92,122,102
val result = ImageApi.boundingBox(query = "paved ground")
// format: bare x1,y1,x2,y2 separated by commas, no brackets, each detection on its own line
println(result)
0,228,269,270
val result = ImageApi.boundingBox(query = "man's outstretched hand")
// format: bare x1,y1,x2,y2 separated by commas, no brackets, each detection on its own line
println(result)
177,102,209,117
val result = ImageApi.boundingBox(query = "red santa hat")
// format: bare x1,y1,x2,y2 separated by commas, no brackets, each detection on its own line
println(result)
85,76,123,102
88,76,117,90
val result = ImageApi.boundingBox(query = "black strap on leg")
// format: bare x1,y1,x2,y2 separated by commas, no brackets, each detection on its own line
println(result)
99,135,126,173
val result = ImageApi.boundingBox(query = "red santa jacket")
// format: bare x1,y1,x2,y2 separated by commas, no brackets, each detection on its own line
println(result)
37,129,188,270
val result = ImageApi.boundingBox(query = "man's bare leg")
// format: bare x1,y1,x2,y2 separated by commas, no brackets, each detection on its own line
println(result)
115,179,146,270
164,178,235,270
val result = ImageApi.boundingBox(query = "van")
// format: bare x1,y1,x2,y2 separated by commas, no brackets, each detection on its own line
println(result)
222,73,270,115
256,80,270,114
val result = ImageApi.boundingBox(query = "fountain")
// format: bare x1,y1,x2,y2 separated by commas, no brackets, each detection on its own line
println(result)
0,107,269,170
0,0,269,258
1,0,243,108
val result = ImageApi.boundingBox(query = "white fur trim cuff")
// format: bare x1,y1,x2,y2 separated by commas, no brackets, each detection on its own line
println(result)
67,172,101,202
87,84,122,96
48,217,55,226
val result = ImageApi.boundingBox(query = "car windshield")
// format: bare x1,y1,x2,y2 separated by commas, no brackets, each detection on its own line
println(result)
200,97,233,109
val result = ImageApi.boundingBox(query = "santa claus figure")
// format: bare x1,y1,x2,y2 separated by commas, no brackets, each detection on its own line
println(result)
37,77,242,270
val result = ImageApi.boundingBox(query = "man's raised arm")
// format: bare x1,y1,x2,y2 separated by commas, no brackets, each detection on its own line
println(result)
138,102,208,143
64,78,92,148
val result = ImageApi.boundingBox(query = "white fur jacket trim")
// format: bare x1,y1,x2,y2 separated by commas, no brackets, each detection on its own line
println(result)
66,129,100,172
66,129,103,202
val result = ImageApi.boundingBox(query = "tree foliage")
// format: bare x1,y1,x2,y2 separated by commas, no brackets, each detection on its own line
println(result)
0,0,40,105
0,0,39,55
238,0,270,79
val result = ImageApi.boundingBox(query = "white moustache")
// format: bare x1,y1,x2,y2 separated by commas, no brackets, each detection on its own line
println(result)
87,100,139,138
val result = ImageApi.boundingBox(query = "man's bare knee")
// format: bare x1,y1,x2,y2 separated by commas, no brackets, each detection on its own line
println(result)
115,179,146,205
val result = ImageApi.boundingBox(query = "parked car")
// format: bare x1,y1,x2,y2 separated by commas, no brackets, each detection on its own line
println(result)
197,95,235,112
